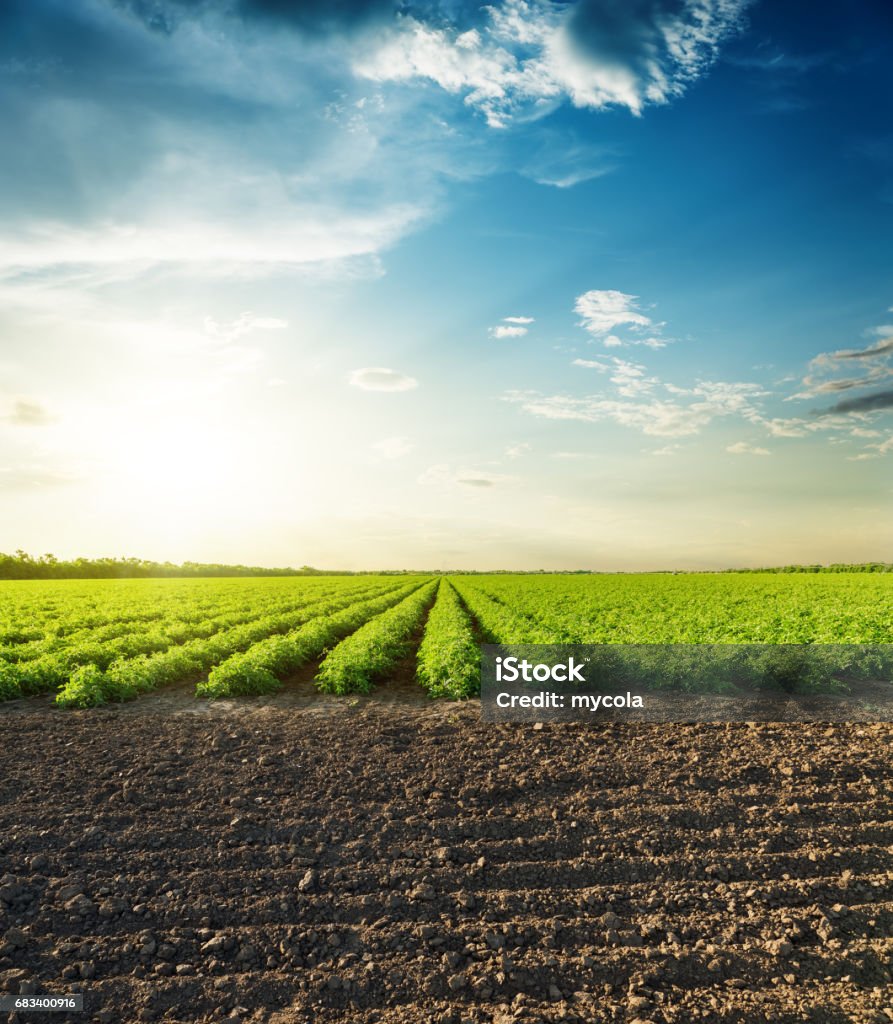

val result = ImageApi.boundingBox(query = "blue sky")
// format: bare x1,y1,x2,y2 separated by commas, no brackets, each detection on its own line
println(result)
0,0,891,569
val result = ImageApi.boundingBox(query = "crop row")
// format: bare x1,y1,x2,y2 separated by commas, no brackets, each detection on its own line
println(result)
450,579,556,644
52,580,410,707
455,573,893,644
315,580,439,695
1,586,317,665
1,573,891,706
450,576,893,692
415,580,480,698
0,577,344,645
1,580,390,703
198,580,434,698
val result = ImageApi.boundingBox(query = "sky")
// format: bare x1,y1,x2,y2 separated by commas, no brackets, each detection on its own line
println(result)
1,0,892,571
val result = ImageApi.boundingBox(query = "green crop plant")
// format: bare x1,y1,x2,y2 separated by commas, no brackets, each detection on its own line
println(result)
315,580,439,695
416,580,480,698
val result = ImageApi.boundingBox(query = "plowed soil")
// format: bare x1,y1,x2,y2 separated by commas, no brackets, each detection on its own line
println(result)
1,696,892,1024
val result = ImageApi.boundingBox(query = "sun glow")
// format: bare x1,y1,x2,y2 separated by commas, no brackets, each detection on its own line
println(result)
109,416,232,505
79,405,268,553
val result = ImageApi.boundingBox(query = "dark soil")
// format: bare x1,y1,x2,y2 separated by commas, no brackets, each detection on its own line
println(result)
1,700,892,1024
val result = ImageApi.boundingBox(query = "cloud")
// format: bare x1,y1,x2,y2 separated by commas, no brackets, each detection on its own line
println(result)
0,466,76,490
0,209,423,277
372,436,414,459
520,133,618,188
503,316,534,324
563,0,749,108
725,46,829,75
826,336,893,360
575,289,652,335
792,325,893,399
4,398,53,426
0,1,463,288
505,377,767,438
722,45,829,116
805,368,893,394
754,416,808,438
349,367,418,391
457,476,495,487
490,324,528,338
572,358,609,370
506,393,711,438
727,441,770,456
609,357,657,397
815,390,893,416
203,313,288,342
418,463,510,488
505,442,532,458
575,354,659,395
356,0,748,125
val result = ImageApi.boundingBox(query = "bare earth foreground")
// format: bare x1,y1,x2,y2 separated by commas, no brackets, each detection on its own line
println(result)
1,690,892,1024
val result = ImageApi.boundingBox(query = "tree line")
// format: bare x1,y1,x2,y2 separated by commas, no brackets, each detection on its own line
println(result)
1,551,889,579
0,551,324,579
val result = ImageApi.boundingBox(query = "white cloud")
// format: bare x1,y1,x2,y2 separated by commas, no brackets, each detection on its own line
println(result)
372,436,414,460
503,316,535,324
0,11,454,290
0,208,422,279
521,137,618,188
727,441,771,456
850,434,893,460
419,463,511,488
505,442,532,458
506,391,713,437
575,355,659,395
752,416,808,438
603,334,623,348
3,398,54,427
791,321,893,399
490,325,528,338
505,378,767,438
691,381,770,412
204,313,288,342
609,358,657,397
349,367,418,392
356,0,747,126
575,290,651,336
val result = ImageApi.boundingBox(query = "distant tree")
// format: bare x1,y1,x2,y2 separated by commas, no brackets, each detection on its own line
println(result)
0,552,334,579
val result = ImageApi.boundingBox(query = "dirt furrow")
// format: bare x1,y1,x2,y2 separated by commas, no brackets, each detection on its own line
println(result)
1,705,891,1024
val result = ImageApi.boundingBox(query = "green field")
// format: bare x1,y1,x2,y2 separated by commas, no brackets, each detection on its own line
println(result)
1,573,891,706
